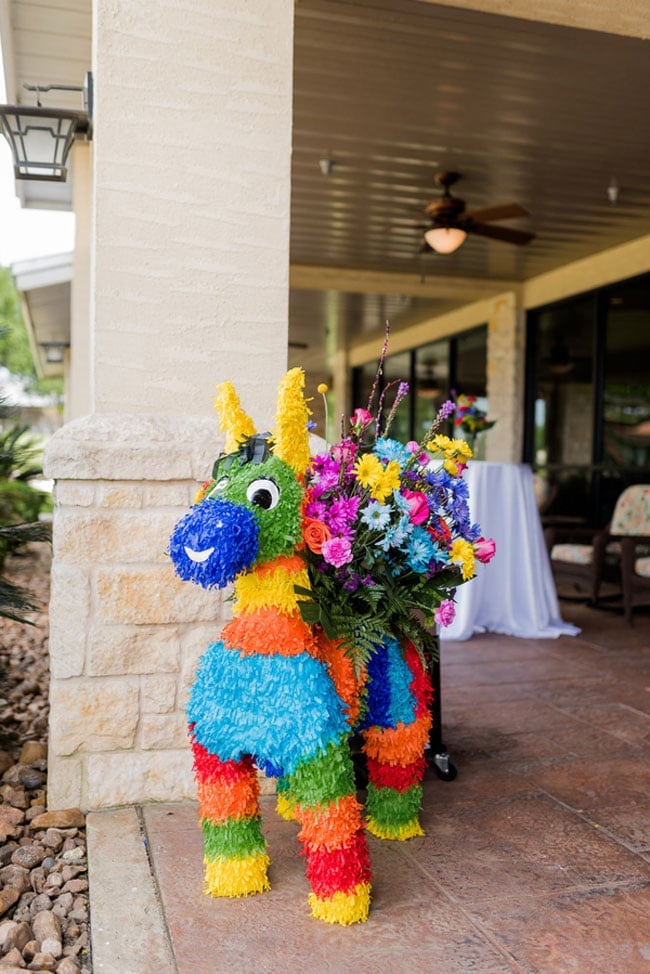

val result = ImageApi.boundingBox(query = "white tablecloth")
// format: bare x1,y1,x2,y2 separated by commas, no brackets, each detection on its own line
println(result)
441,461,581,641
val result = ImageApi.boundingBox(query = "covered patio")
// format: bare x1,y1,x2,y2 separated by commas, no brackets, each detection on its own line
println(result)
87,598,650,972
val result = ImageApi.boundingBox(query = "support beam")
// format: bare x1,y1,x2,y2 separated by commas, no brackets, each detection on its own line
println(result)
290,264,518,302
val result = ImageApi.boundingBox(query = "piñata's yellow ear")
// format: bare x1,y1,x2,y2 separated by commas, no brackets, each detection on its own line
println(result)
273,368,312,477
213,382,257,453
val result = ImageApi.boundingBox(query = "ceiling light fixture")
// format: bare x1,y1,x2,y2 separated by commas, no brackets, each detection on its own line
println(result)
0,73,92,182
423,226,467,254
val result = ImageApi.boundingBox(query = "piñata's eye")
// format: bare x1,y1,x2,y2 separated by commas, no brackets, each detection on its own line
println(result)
246,478,280,510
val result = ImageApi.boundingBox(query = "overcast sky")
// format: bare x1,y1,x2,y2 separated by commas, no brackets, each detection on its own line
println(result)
0,48,75,268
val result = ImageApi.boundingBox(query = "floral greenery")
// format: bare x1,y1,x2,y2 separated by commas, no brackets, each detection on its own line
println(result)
297,344,495,674
453,393,496,437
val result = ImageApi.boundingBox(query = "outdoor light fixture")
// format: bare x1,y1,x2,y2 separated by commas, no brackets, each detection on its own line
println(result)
0,73,92,182
423,226,467,254
40,342,69,364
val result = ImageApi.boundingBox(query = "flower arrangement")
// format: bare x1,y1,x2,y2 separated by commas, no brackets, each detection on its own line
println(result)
297,338,496,673
453,393,496,445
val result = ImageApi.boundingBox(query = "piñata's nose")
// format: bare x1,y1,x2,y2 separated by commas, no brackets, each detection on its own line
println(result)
169,498,259,588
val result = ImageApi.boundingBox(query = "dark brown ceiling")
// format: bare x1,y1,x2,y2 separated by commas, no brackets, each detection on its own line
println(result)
288,0,650,373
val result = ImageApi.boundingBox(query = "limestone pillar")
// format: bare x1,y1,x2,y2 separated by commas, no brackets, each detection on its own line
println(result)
44,0,295,810
485,291,525,463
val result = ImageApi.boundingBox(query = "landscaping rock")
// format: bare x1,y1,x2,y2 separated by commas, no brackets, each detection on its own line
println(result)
0,548,91,972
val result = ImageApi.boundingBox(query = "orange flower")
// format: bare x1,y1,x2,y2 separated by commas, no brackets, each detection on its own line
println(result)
303,517,331,554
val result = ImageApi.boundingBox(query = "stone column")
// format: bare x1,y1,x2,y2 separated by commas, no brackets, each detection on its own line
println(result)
45,0,295,810
485,291,525,463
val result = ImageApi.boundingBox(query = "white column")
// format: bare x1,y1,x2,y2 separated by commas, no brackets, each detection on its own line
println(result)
66,141,93,422
91,0,294,420
45,0,295,811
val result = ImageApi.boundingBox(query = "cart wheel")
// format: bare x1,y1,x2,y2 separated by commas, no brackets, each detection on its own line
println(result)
434,760,457,782
429,750,458,781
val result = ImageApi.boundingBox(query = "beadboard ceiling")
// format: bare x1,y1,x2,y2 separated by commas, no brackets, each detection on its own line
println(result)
3,0,650,376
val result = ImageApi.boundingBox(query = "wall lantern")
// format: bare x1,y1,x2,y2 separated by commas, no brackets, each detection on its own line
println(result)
40,342,70,365
0,73,92,182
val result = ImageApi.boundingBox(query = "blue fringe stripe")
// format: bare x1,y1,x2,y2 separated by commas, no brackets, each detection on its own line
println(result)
188,641,349,776
359,637,417,730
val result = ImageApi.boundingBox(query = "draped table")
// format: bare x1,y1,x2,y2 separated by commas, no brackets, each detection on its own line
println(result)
441,461,581,642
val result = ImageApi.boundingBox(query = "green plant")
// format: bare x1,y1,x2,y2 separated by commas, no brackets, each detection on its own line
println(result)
0,522,51,623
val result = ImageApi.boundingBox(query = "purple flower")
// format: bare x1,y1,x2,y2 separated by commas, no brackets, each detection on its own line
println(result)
435,599,456,627
327,496,361,533
321,536,354,567
438,399,456,421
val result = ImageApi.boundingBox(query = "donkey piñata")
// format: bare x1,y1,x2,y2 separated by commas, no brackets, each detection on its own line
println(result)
169,369,432,925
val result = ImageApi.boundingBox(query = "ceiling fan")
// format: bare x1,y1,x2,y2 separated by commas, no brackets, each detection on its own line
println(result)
421,172,535,254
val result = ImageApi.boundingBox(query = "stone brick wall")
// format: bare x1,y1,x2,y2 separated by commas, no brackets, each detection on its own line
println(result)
44,414,228,811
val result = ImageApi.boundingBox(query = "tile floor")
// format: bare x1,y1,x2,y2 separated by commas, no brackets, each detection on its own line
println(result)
143,601,650,974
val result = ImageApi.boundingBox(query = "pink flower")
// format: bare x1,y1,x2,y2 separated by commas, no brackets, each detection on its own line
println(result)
350,408,373,431
402,489,429,525
474,537,496,563
435,599,456,627
321,536,354,567
406,440,420,454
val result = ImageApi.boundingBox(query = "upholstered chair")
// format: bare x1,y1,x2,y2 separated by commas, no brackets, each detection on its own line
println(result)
546,484,650,609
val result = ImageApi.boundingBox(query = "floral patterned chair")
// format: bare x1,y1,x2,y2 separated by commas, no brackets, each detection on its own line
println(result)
546,484,650,609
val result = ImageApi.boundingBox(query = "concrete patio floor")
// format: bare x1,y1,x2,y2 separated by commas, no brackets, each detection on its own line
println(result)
87,600,650,973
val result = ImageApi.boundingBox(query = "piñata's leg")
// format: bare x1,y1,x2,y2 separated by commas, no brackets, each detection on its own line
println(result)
363,642,433,840
285,739,371,925
192,741,270,897
275,775,297,822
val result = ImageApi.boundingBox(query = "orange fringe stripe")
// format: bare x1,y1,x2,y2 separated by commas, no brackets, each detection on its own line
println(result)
296,794,365,852
311,634,367,725
363,713,432,765
197,774,260,823
222,609,318,657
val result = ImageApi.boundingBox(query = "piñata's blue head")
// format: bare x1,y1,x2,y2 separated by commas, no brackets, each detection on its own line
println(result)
169,498,259,588
169,433,304,589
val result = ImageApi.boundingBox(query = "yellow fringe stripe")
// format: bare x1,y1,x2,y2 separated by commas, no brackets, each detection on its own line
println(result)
308,882,371,925
203,852,271,898
276,792,297,822
234,565,312,615
365,817,424,841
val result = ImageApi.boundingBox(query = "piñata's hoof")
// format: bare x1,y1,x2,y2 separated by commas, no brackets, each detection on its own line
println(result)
365,818,424,841
204,853,271,897
308,883,371,925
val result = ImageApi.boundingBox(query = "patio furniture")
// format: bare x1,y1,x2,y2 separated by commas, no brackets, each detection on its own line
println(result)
547,484,650,613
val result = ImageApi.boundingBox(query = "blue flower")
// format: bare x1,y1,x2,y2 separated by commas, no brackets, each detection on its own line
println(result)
404,527,436,572
360,500,391,530
374,437,411,466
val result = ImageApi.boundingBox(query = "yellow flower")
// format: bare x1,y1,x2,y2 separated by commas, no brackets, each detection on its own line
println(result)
317,383,329,395
453,439,473,460
371,460,401,502
428,434,452,455
354,453,384,488
449,538,476,580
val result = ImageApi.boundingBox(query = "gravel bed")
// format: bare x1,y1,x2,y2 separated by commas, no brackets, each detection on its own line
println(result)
0,545,91,973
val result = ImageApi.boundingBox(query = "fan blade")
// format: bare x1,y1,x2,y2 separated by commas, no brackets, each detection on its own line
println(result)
463,202,529,223
464,221,535,245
